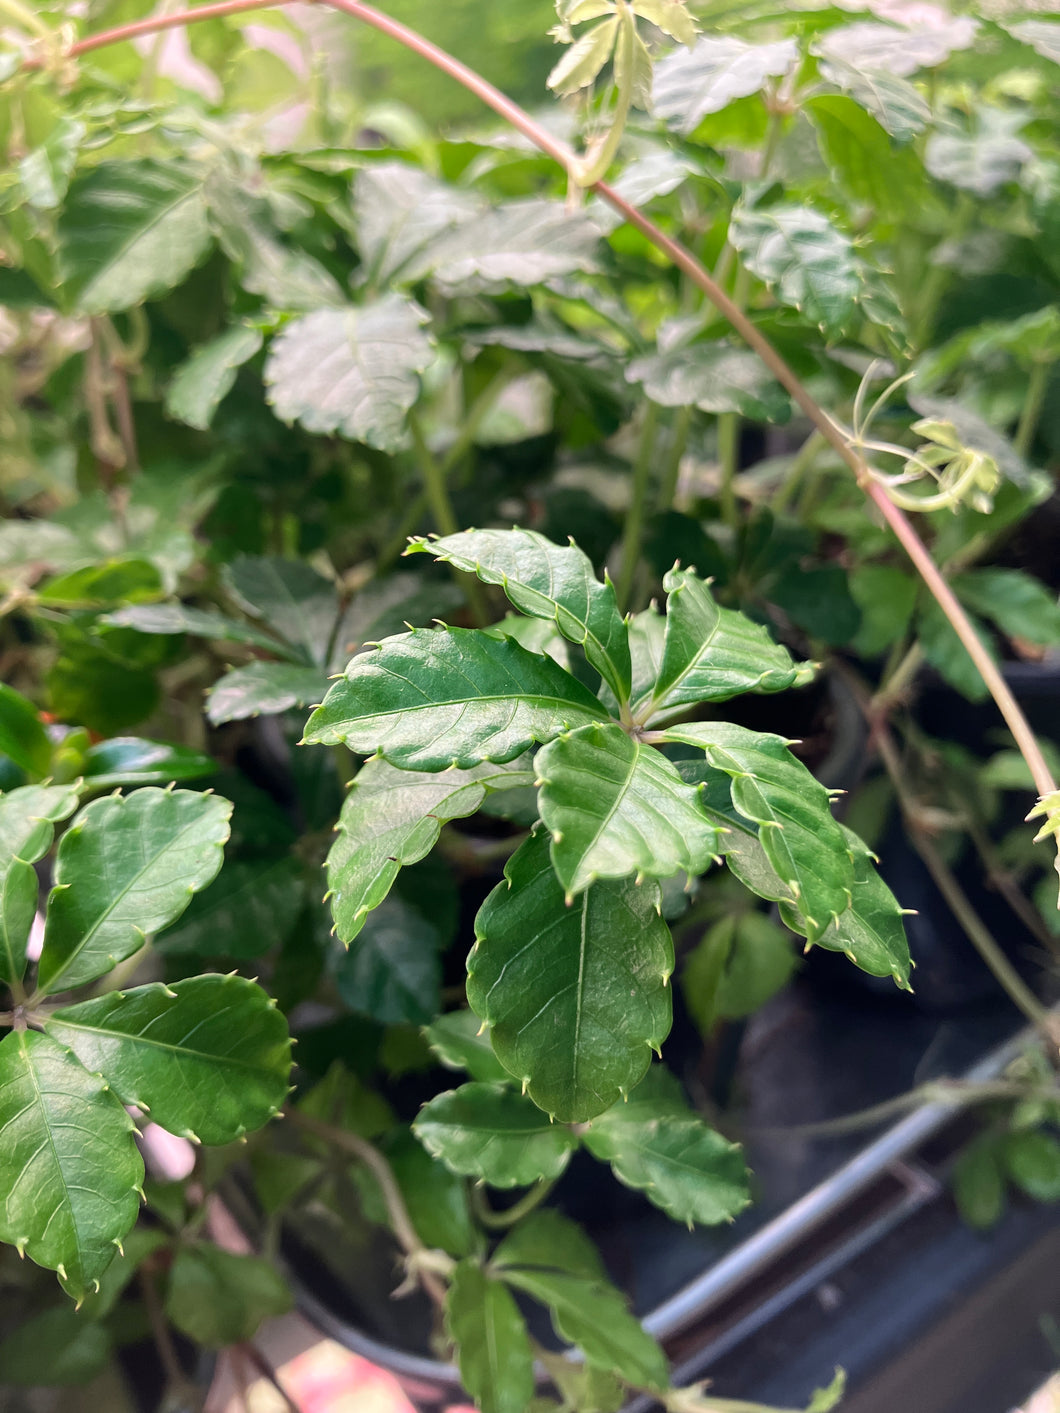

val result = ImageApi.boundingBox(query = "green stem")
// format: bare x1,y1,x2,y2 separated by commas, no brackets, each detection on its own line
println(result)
873,642,923,711
617,400,661,611
717,412,739,531
1015,360,1050,461
474,1175,557,1229
409,414,489,626
0,0,52,38
770,429,827,517
657,405,693,514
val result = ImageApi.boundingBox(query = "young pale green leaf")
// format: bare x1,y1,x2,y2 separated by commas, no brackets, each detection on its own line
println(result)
626,341,790,422
536,722,722,896
223,555,339,668
166,1245,292,1347
102,602,299,658
817,59,930,141
264,297,434,453
57,160,212,315
649,569,808,714
785,826,911,988
151,857,304,960
79,737,215,790
500,1264,668,1390
429,200,602,296
165,325,263,431
663,723,851,943
206,663,329,725
46,975,290,1145
37,788,233,996
633,0,696,45
331,895,442,1025
0,858,38,991
653,36,797,134
446,1260,535,1413
409,528,632,704
0,1029,143,1299
0,684,52,778
0,783,79,866
681,911,798,1036
583,1075,750,1226
426,1010,510,1083
548,16,619,96
414,1081,578,1187
468,831,673,1122
327,757,532,944
729,204,861,339
304,627,604,771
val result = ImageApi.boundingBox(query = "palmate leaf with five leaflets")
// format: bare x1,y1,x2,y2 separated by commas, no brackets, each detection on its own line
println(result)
468,831,672,1123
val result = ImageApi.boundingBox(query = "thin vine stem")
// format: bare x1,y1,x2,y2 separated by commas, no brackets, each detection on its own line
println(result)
472,1175,557,1230
617,400,660,611
37,0,1060,844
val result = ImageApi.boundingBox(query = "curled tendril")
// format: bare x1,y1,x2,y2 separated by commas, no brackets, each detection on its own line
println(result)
842,360,1002,515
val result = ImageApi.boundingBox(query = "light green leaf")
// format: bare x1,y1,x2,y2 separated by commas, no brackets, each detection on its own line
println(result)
492,1208,607,1280
653,36,797,134
18,117,84,212
265,297,434,453
548,17,619,96
952,568,1060,648
662,723,851,943
354,162,483,287
152,856,305,959
649,569,807,714
46,975,290,1145
0,858,38,991
446,1260,534,1413
332,894,442,1026
626,341,789,422
223,555,339,668
166,1245,291,1347
37,558,163,609
410,527,631,703
583,1074,749,1226
79,737,215,790
57,160,212,315
0,1029,143,1299
0,684,51,778
814,18,977,77
468,831,673,1122
675,760,795,904
165,325,263,431
1007,19,1060,65
729,203,861,339
537,722,721,895
807,1370,847,1413
102,602,297,658
633,0,696,45
817,59,929,141
0,783,79,867
37,788,232,996
207,663,329,725
414,1081,578,1187
429,200,602,296
426,1010,510,1083
304,626,604,771
327,757,531,944
924,112,1031,197
681,911,797,1035
952,1137,1005,1230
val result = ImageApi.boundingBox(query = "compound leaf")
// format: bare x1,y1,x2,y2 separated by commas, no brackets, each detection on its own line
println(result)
37,788,232,995
304,627,604,771
467,831,673,1123
414,1081,578,1187
446,1260,534,1413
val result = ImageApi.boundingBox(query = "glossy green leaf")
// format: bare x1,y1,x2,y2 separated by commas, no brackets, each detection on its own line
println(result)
468,831,673,1122
1001,1129,1060,1202
46,974,290,1145
429,200,602,296
426,1010,510,1083
548,17,619,96
414,1081,578,1187
0,858,38,991
537,722,722,895
223,555,339,668
653,36,797,134
327,757,532,944
165,325,263,431
37,558,163,609
37,787,232,995
332,895,442,1026
649,569,807,714
0,685,52,778
492,1208,607,1280
154,856,305,959
446,1260,534,1413
354,162,483,287
80,737,215,789
583,1068,749,1225
166,1245,291,1347
626,341,789,422
410,528,632,703
304,626,604,771
953,1137,1005,1230
663,723,851,943
0,783,79,867
817,59,929,141
207,663,329,725
729,204,860,339
102,602,297,657
952,568,1060,648
264,296,434,453
57,160,212,314
681,911,798,1035
0,1029,143,1299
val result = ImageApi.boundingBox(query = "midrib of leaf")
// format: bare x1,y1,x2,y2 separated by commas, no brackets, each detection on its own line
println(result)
573,892,589,1104
565,742,640,878
42,812,205,994
650,614,722,708
49,1005,266,1073
82,182,201,307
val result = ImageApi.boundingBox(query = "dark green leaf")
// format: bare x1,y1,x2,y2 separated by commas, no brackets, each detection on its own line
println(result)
1001,1129,1060,1202
681,911,797,1035
953,1137,1006,1230
916,595,996,703
47,974,290,1145
414,1081,578,1187
446,1260,534,1413
37,788,232,995
426,1010,510,1083
849,565,917,657
304,626,604,771
729,203,861,339
207,663,329,724
952,568,1060,648
0,1029,143,1299
0,684,52,778
223,555,339,668
381,1127,476,1256
0,1306,111,1386
165,1245,291,1347
770,563,860,646
154,856,305,959
165,325,263,431
80,737,215,789
468,831,673,1122
332,894,442,1026
626,341,789,422
653,36,797,134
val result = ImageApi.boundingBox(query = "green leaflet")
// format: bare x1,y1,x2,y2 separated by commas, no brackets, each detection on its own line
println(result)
37,788,233,996
663,723,852,942
46,974,292,1144
304,626,604,770
327,757,534,943
446,1261,534,1413
536,721,722,896
332,894,443,1026
649,569,809,714
154,856,305,960
222,555,340,669
468,831,673,1122
426,1010,510,1083
102,602,298,658
0,684,52,778
626,340,790,422
206,663,329,724
492,1208,608,1281
681,911,798,1034
165,1245,291,1347
728,203,861,339
0,784,80,867
653,35,798,134
409,527,632,703
165,325,263,431
414,1081,579,1187
0,859,38,990
0,1029,143,1300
